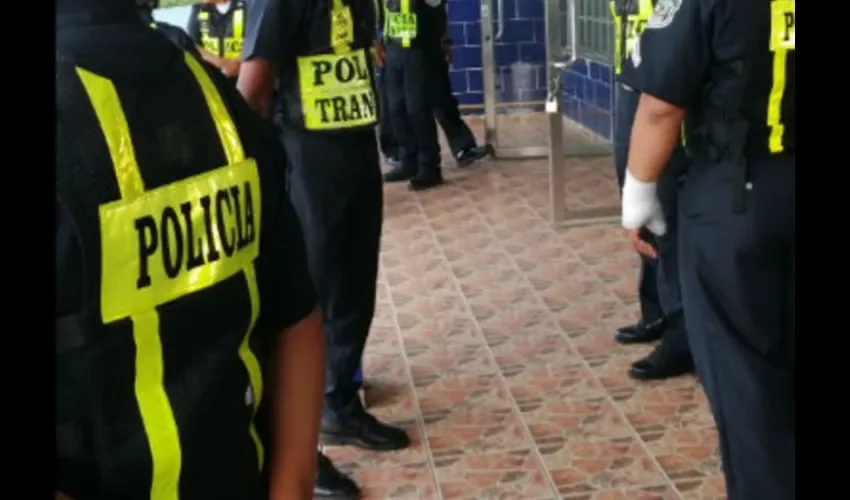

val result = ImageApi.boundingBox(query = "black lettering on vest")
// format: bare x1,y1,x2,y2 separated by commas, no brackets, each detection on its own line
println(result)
783,12,794,40
200,194,221,263
360,91,376,119
135,216,158,289
312,60,333,86
216,190,236,256
332,96,348,122
316,99,334,123
180,201,205,271
224,38,243,55
335,58,356,84
351,56,370,80
348,94,362,120
230,185,248,248
160,207,184,279
240,181,256,248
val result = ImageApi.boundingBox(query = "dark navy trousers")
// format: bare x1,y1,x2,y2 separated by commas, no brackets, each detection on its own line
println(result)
279,126,383,420
613,83,690,356
679,155,795,499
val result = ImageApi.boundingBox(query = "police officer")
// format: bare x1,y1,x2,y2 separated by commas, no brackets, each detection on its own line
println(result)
187,0,247,80
620,0,795,498
137,0,200,54
379,0,447,190
56,0,327,498
377,28,491,168
610,0,693,381
238,0,411,498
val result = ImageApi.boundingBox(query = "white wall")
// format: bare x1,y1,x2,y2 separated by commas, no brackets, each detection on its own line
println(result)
152,5,193,29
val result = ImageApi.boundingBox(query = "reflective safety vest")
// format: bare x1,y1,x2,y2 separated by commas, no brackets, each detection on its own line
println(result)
197,1,246,59
56,51,266,498
280,0,378,132
610,0,653,75
384,0,419,48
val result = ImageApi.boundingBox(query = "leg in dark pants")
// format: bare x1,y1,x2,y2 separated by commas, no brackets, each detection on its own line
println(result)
282,127,409,452
383,43,442,190
425,50,488,166
679,156,795,500
613,84,665,343
653,147,690,360
377,67,399,161
628,145,695,380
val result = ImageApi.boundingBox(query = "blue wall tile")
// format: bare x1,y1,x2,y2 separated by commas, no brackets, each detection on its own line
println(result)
445,1,613,140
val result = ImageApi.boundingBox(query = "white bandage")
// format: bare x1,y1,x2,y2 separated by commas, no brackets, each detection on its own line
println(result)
621,169,667,236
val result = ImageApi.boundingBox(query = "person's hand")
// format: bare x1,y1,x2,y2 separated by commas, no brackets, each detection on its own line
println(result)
441,38,452,63
56,492,74,500
221,58,241,78
621,169,665,258
625,228,658,259
374,41,385,68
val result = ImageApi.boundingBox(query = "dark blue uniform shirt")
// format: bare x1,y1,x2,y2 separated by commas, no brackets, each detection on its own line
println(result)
620,0,795,155
241,0,305,65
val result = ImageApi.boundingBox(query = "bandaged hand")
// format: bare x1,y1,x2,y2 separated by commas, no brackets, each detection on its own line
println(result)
621,169,666,236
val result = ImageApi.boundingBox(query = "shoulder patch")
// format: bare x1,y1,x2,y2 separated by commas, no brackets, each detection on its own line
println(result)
645,0,682,30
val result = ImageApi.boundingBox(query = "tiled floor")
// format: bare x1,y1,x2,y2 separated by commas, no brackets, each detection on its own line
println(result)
325,116,724,499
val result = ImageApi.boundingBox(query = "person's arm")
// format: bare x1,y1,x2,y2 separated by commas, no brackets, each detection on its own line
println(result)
212,77,324,498
238,0,300,119
198,47,242,77
620,0,710,183
268,309,325,498
56,492,74,500
618,0,711,244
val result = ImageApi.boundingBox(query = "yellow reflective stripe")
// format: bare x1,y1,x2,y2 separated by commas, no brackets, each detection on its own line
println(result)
243,264,264,467
401,0,410,47
183,51,265,468
77,69,145,199
76,67,182,500
183,53,245,162
767,49,788,154
233,8,244,39
767,0,794,153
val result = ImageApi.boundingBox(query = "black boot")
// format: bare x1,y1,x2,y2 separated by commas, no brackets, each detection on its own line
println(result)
614,317,666,344
321,406,411,451
628,343,695,381
456,144,492,167
382,165,416,183
408,169,444,191
315,452,360,499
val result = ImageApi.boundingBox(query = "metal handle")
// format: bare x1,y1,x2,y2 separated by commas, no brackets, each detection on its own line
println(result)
495,0,505,39
549,0,579,72
566,0,577,63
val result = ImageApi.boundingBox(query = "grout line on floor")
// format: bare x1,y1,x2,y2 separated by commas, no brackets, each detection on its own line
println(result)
412,188,563,500
378,223,446,500
510,189,684,500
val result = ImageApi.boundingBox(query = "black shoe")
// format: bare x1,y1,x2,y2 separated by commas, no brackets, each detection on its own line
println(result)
315,452,360,499
456,144,492,167
382,166,416,183
628,344,696,381
321,410,411,451
408,171,444,191
615,318,666,344
385,155,402,168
